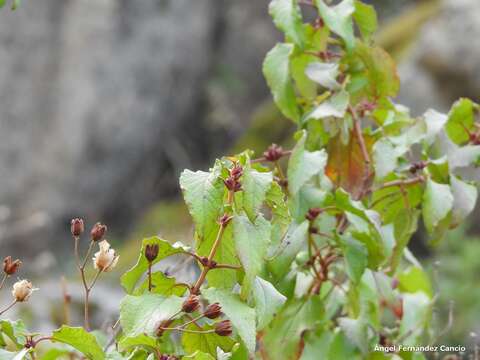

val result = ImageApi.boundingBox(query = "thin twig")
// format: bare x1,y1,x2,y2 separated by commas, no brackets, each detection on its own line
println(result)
191,223,228,295
0,300,17,316
191,190,235,295
378,176,425,190
158,327,214,334
0,274,8,291
213,263,241,270
147,263,153,292
350,105,371,197
61,276,71,326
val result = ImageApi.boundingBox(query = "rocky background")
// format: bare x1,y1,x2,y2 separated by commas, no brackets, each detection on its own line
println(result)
0,0,479,255
0,0,479,342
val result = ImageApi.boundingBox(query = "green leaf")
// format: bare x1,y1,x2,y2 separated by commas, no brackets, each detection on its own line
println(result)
447,143,480,169
268,220,309,278
390,209,420,272
39,348,71,360
253,277,287,330
305,62,341,90
118,334,157,352
288,131,328,194
51,326,105,360
0,349,29,360
263,43,300,122
450,175,477,226
307,91,349,120
291,54,320,99
119,294,183,337
423,109,447,145
399,293,432,346
354,42,400,99
337,317,368,354
180,168,225,242
269,0,305,48
266,181,291,250
445,98,475,144
233,214,271,295
0,320,27,349
241,165,273,220
315,0,355,50
353,0,377,41
182,324,235,357
202,288,256,354
198,224,240,290
422,179,453,234
183,351,215,360
132,271,186,296
372,138,399,179
398,267,432,298
0,0,5,8
121,236,188,293
263,297,324,359
342,235,368,284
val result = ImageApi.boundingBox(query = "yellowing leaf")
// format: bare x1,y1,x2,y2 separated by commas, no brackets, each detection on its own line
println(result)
325,132,374,197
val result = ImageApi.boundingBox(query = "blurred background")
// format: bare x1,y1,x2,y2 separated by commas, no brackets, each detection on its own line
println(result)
0,0,478,348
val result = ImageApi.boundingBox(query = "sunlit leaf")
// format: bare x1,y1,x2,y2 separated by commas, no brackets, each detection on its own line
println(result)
52,326,104,360
263,43,300,122
269,0,305,48
315,0,355,50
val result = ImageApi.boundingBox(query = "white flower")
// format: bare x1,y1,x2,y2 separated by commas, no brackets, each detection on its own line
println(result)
12,280,35,302
93,240,119,272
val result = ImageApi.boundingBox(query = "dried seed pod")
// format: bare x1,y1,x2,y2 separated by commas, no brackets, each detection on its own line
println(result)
12,280,35,302
93,240,119,272
214,320,233,337
263,144,283,162
70,218,85,237
90,222,107,242
204,303,222,319
3,256,21,275
182,295,200,313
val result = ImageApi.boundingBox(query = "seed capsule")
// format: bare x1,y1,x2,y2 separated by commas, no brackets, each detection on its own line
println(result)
70,218,85,237
204,303,222,319
93,240,119,272
182,295,200,313
145,244,159,262
214,320,233,337
3,256,21,275
90,222,107,242
263,144,283,162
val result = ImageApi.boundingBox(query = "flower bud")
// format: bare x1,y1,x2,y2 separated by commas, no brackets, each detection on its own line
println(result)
93,240,119,272
145,244,159,263
3,256,21,275
12,280,35,302
214,320,232,337
263,144,283,162
182,295,200,313
90,222,107,242
70,218,85,237
204,303,222,319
